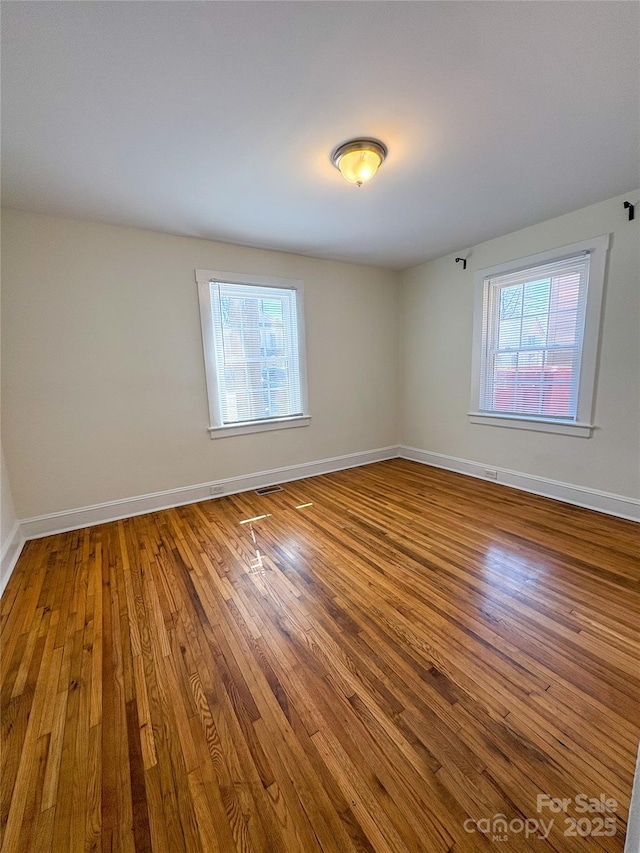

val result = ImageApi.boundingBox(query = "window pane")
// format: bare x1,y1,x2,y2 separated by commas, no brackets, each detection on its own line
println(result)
546,348,573,368
481,253,589,421
495,352,516,367
520,314,548,347
548,310,578,346
523,279,550,315
516,351,543,383
550,273,580,313
211,282,303,425
500,285,522,319
493,383,516,412
498,318,520,349
513,383,542,414
223,327,246,359
540,383,571,418
261,298,283,323
260,328,284,357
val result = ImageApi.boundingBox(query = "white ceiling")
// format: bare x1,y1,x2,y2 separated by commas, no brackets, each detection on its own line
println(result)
2,1,639,270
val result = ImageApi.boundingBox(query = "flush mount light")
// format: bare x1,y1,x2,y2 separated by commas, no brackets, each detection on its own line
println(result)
331,138,387,187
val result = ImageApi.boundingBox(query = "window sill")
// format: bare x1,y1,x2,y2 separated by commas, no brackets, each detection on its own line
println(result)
468,412,593,438
208,415,311,439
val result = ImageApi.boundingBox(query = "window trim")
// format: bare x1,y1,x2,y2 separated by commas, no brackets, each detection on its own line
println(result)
468,234,610,437
195,269,310,438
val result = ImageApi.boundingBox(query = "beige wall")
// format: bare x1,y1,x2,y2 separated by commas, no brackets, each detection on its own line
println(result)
1,210,400,518
1,445,18,549
3,192,638,522
399,191,640,499
1,246,20,584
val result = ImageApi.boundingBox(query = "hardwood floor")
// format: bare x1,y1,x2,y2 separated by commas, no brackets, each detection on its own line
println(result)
1,459,639,852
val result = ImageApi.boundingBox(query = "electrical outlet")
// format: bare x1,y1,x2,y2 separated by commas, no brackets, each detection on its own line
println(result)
484,469,498,480
209,484,224,495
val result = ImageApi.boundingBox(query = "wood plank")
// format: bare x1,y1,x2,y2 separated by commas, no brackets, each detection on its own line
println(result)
1,459,638,851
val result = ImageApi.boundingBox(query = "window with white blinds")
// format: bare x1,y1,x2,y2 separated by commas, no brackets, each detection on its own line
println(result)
196,270,310,438
469,235,609,437
479,255,589,420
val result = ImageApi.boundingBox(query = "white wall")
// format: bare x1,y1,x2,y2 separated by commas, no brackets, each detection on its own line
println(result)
399,191,640,500
1,210,399,519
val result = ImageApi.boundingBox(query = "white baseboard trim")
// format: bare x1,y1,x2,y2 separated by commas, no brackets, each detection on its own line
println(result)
1,521,26,597
7,441,637,576
399,446,640,522
19,445,401,541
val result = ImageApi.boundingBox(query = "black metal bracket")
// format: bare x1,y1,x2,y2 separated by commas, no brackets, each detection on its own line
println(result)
455,257,467,270
623,201,635,221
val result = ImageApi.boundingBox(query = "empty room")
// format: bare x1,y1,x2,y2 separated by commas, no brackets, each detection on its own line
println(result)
1,2,639,851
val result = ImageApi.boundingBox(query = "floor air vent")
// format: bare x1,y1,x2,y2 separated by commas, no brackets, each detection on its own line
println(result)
255,485,284,496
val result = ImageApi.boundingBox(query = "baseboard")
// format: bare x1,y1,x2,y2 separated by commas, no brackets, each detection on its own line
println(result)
399,446,640,522
19,445,401,540
11,440,639,552
1,522,26,597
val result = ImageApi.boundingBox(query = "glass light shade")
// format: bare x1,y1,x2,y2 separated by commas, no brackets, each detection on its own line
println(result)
332,139,387,186
338,149,382,186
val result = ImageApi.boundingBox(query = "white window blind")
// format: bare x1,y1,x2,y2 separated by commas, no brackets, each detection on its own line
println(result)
209,281,303,425
479,254,590,421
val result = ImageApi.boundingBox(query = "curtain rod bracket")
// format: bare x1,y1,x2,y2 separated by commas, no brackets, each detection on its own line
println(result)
623,201,635,221
455,257,467,270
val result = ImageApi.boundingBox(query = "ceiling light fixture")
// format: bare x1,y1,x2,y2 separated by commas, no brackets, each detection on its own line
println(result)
332,138,387,187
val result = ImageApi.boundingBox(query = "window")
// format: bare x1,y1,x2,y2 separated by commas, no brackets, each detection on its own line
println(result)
469,235,609,437
196,269,310,438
